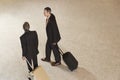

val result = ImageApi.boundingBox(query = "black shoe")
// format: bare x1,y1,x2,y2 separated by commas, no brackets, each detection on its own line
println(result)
41,58,51,62
28,77,31,80
51,62,61,66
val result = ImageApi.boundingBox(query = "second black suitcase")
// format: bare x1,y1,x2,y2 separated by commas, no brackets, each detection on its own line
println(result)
59,48,78,71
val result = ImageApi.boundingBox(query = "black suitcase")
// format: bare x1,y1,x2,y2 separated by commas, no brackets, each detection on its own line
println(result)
59,48,78,71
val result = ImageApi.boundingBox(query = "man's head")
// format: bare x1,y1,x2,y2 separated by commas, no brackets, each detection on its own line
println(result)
23,22,30,31
44,7,51,17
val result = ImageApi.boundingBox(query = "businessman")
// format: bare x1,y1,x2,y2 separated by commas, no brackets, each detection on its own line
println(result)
20,22,39,73
41,7,61,66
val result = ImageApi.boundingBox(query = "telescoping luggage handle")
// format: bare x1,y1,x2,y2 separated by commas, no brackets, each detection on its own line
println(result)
25,58,34,70
58,47,64,55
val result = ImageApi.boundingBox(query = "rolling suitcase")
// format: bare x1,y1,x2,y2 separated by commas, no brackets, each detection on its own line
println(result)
26,58,50,80
59,48,78,71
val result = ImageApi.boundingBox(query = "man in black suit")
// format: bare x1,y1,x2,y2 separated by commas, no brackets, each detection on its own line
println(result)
20,22,39,72
41,7,61,66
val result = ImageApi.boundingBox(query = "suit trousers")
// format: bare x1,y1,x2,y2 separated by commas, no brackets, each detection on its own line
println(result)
45,41,61,62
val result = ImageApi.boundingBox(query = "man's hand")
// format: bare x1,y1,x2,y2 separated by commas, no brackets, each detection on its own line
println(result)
22,56,26,60
52,43,56,45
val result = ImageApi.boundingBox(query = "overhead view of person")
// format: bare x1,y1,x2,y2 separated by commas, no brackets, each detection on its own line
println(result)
20,22,39,74
1,1,120,80
41,7,61,66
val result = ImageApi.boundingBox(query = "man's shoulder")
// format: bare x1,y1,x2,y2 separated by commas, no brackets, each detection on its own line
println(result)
51,13,55,18
49,13,56,21
30,31,38,36
20,33,25,39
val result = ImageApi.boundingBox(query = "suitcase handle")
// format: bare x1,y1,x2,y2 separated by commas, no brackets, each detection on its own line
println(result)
25,58,34,70
58,47,64,55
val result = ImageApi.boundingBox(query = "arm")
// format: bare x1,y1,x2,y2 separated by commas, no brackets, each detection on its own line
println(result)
20,37,27,57
51,20,60,44
34,31,39,48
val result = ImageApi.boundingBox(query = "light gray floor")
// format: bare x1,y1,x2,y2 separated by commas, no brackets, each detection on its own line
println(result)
0,0,120,80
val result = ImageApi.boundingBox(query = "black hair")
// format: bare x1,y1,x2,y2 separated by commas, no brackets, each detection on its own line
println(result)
23,22,30,30
44,7,51,13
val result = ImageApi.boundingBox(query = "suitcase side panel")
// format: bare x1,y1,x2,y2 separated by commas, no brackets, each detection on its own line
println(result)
63,52,78,71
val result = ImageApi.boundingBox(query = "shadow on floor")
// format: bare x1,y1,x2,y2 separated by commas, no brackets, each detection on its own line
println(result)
58,64,97,80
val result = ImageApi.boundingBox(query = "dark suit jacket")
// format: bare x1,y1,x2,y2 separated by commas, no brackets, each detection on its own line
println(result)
46,13,61,43
20,31,39,59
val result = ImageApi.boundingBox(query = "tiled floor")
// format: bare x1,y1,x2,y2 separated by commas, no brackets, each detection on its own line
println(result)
0,0,120,80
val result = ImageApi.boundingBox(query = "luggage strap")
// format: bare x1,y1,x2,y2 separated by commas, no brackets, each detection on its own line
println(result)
58,47,64,55
25,58,34,70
